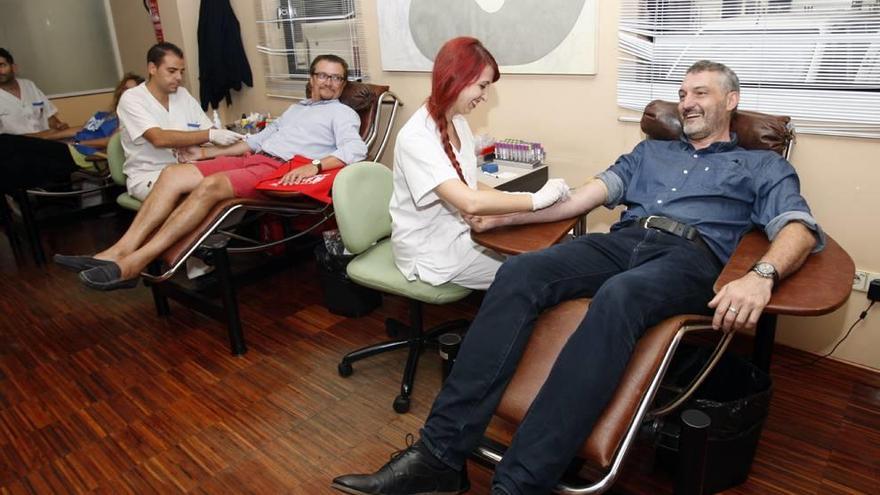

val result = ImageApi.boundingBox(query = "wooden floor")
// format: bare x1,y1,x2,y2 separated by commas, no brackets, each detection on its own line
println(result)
0,211,878,494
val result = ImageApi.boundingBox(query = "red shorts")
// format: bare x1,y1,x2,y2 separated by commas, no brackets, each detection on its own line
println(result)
195,153,285,199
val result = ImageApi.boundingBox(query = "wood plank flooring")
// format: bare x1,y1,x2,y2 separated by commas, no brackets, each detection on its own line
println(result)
0,212,877,494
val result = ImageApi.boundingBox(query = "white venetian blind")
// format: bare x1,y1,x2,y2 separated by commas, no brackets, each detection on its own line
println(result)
618,0,880,138
254,0,368,99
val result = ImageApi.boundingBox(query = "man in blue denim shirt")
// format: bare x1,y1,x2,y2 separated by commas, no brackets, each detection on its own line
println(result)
333,61,823,495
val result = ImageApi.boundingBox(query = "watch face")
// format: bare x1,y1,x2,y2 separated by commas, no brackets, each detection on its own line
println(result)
755,262,776,277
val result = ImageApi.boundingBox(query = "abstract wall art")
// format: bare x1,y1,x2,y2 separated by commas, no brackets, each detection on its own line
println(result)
377,0,598,74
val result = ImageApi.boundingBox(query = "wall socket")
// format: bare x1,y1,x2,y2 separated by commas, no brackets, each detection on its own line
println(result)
853,270,880,292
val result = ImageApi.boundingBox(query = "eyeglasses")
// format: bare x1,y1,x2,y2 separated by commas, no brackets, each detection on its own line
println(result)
312,72,346,84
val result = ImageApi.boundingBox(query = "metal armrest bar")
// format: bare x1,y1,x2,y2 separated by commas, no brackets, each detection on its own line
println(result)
473,322,718,495
649,328,735,417
226,209,333,254
211,229,263,246
783,122,795,161
140,201,333,283
364,91,401,162
25,182,115,198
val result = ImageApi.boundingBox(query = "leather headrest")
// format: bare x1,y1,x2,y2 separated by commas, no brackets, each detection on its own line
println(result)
640,100,793,156
340,82,389,112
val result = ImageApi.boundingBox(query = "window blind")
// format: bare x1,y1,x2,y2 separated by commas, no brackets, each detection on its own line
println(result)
618,0,880,138
254,0,368,99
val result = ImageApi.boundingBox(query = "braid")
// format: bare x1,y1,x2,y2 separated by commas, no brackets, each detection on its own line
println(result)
424,37,499,184
435,117,466,183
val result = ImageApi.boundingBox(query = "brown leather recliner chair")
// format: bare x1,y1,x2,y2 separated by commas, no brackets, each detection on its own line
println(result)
140,82,402,355
472,101,854,493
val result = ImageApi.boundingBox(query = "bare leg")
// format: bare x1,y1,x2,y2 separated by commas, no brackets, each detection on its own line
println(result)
96,164,204,261
113,174,236,279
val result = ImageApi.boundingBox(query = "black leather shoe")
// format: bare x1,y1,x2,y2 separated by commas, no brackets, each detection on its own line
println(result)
79,262,139,291
331,439,468,495
53,254,114,272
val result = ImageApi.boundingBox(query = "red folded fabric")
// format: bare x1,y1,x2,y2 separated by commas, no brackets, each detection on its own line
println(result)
254,155,341,204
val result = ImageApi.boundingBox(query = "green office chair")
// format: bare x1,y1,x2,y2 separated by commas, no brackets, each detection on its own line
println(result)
107,133,142,211
333,161,472,413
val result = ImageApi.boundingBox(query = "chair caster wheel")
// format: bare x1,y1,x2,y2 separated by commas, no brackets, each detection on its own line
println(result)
393,395,410,413
338,362,353,377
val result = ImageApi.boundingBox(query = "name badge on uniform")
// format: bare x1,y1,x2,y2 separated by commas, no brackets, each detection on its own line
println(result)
187,122,200,128
31,101,45,120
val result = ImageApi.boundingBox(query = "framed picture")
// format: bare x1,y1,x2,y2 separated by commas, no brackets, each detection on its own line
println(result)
377,0,598,74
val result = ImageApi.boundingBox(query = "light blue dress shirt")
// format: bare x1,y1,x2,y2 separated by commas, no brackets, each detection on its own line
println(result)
246,98,367,165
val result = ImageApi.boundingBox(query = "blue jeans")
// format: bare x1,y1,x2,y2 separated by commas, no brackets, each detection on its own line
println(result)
420,226,722,495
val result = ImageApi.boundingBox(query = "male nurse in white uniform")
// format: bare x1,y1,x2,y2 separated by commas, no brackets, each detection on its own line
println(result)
0,46,85,192
0,47,72,138
116,42,243,201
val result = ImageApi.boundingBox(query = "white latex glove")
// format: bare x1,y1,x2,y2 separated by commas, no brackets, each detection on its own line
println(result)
208,129,245,146
530,178,571,210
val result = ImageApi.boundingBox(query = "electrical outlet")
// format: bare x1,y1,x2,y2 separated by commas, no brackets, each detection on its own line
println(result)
853,270,880,293
854,271,868,291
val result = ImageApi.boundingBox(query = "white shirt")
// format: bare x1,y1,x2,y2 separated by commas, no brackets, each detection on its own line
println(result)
116,82,211,186
0,79,58,134
390,105,481,286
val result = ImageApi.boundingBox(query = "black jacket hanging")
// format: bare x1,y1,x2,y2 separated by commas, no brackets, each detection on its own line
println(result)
197,0,253,110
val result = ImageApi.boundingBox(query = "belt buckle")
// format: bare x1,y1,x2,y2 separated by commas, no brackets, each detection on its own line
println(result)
644,215,659,230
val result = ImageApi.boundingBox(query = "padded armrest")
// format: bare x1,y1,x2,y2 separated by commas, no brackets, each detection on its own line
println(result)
471,217,579,255
714,231,853,316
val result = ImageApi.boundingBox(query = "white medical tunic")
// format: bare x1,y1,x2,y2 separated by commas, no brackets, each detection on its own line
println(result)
0,79,57,134
116,83,211,187
390,104,494,287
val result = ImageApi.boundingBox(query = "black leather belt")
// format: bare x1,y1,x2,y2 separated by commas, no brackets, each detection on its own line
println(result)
257,150,283,161
635,215,713,255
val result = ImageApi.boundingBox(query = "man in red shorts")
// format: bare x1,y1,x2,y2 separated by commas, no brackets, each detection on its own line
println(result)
55,54,367,290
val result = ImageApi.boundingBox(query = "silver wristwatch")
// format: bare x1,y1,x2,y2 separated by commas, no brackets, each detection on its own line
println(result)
311,159,323,173
751,261,778,285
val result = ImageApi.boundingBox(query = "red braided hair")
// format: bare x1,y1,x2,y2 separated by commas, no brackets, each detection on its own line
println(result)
426,37,500,182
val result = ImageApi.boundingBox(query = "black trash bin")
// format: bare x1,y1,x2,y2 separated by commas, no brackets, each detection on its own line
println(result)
314,243,381,317
652,343,773,494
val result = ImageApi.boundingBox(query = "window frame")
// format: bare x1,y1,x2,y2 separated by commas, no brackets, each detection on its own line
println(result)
254,0,368,100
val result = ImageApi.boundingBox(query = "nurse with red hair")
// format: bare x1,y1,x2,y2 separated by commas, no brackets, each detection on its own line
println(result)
389,37,569,290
